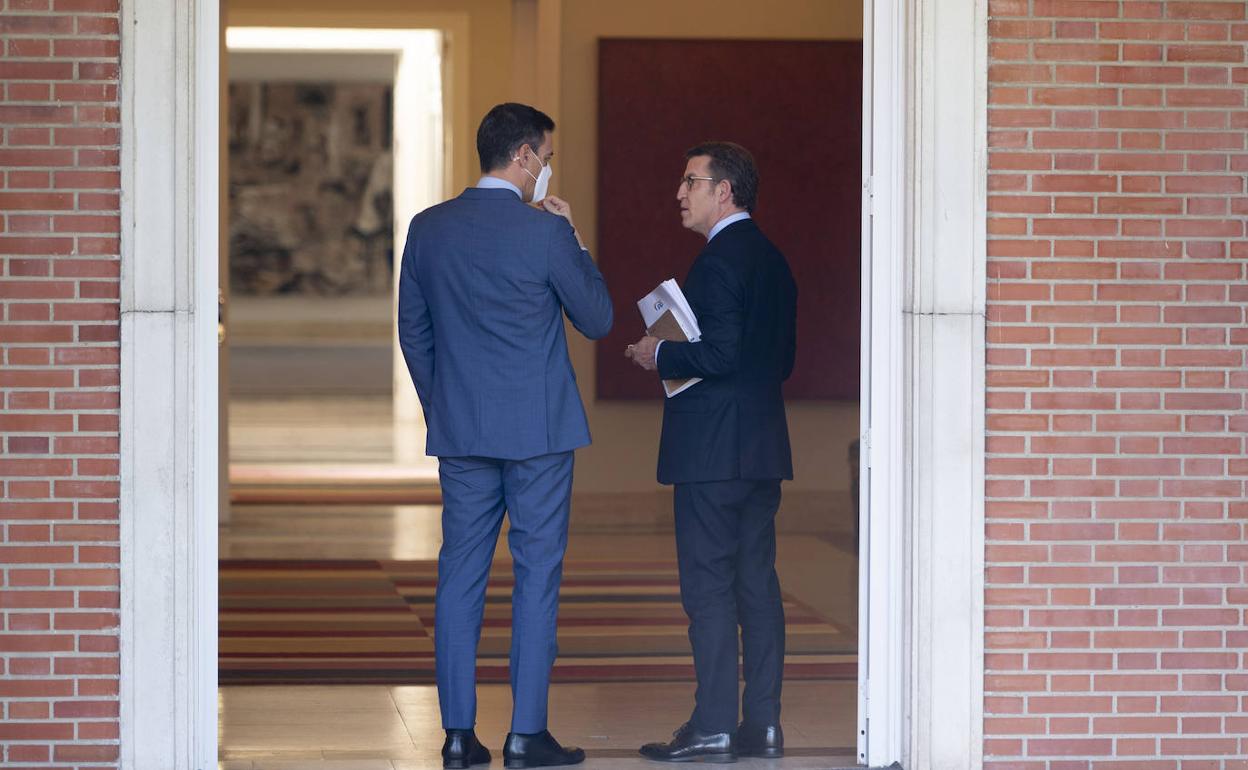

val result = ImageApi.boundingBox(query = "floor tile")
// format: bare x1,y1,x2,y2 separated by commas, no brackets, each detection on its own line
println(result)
248,758,394,763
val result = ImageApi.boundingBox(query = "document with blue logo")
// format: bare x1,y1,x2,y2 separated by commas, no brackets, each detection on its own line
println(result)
637,279,702,398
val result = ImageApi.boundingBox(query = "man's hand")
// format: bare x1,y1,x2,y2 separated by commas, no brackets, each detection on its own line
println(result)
625,335,660,371
538,195,586,249
540,194,575,224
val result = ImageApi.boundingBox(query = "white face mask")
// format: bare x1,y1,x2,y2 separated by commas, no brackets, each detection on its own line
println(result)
516,151,552,203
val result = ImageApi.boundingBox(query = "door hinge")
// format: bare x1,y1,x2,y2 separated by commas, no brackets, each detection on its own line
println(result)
863,176,875,216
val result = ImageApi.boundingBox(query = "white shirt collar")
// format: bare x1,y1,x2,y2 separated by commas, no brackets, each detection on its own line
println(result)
477,175,523,198
707,211,751,241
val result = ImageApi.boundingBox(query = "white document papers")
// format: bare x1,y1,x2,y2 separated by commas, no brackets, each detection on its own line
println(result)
637,279,702,398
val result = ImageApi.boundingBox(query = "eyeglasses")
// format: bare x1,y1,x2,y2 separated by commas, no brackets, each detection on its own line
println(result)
681,175,716,191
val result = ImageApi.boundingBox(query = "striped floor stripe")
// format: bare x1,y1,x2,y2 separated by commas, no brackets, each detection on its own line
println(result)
220,559,856,685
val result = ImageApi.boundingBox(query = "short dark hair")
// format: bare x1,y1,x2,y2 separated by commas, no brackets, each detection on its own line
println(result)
685,141,759,213
476,103,555,173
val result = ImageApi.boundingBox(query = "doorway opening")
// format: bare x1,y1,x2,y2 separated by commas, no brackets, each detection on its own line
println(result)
221,27,444,512
214,7,869,770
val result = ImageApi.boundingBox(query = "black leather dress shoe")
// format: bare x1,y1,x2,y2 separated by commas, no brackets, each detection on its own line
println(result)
442,728,491,769
503,730,586,768
639,722,737,763
737,723,784,758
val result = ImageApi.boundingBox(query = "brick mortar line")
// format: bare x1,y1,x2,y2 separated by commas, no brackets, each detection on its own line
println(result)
988,349,1243,351
0,8,121,13
988,454,1243,459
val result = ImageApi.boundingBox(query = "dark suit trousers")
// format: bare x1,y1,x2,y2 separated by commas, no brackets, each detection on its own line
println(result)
674,479,785,733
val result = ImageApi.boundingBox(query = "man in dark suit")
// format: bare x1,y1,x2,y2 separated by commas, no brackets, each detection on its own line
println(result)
626,141,797,763
398,103,612,769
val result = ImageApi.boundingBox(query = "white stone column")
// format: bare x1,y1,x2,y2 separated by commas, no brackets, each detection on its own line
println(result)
118,0,219,767
904,0,988,766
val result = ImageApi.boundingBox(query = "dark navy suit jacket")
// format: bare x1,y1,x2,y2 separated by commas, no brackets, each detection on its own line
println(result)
397,187,613,460
656,218,797,484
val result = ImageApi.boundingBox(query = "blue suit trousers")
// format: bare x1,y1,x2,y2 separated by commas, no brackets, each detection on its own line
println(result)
434,451,574,733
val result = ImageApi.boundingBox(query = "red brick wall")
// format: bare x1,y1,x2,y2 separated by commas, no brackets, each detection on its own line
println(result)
986,0,1246,767
1,0,122,766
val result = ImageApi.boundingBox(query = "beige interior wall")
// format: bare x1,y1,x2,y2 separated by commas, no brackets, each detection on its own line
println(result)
509,0,538,104
225,0,512,192
557,1,865,497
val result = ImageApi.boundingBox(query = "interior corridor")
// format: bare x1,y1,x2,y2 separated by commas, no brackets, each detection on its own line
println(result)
218,5,864,765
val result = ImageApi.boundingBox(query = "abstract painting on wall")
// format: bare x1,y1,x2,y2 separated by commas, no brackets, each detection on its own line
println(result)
228,82,394,296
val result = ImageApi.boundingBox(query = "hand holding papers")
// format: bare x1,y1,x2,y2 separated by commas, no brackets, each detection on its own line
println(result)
636,279,701,398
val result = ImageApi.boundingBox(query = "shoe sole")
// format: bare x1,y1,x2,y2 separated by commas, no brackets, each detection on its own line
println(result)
640,753,737,764
739,749,784,759
504,758,585,769
444,755,491,769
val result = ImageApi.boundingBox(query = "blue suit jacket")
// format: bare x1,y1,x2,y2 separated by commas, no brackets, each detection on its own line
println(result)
398,187,613,460
656,219,797,484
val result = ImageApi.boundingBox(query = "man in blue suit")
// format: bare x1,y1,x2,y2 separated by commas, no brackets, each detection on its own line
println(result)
627,142,797,763
398,103,612,770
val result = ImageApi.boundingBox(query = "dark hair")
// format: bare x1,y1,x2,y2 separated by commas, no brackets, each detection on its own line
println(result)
476,103,556,173
685,141,759,213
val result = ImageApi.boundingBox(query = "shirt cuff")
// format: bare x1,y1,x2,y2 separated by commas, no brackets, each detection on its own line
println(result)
654,339,663,368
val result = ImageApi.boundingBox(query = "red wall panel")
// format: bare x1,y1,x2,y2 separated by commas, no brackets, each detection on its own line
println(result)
595,38,863,400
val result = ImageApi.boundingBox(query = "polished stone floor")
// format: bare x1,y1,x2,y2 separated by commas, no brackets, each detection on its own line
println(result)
218,504,861,768
218,681,858,768
227,295,396,464
230,396,398,465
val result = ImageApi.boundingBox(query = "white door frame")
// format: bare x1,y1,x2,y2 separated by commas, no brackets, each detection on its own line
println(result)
858,0,987,766
118,0,985,767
